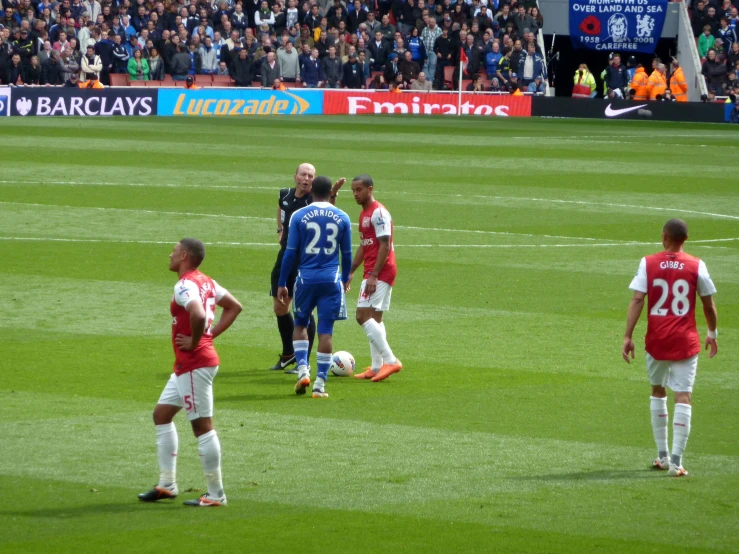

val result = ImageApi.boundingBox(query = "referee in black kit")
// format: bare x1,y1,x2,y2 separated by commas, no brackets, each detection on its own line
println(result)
269,163,346,373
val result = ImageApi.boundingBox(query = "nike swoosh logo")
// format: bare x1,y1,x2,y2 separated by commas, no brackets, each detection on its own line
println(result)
604,103,648,117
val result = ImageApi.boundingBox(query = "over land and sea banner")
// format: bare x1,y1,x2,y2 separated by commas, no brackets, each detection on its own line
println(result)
570,0,669,54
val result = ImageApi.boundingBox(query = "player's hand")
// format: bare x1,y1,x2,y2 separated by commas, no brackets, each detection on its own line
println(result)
345,271,354,292
332,177,346,193
622,337,635,364
705,337,718,358
277,286,289,306
365,275,378,297
176,334,196,351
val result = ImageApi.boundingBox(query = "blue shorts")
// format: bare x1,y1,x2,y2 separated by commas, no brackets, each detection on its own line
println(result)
293,279,347,331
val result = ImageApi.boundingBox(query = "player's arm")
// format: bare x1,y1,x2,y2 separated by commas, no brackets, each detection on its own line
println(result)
623,258,648,363
701,295,718,358
365,235,390,296
329,177,346,206
176,299,207,352
277,214,300,304
211,289,243,340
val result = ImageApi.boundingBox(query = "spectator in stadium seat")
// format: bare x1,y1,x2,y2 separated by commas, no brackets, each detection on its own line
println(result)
22,55,41,84
187,40,203,75
465,73,483,91
383,50,400,84
485,41,502,79
410,70,432,91
517,42,544,89
170,44,191,80
230,46,253,86
80,43,102,81
60,47,80,81
200,36,218,74
112,33,129,73
433,26,453,88
488,77,502,92
369,30,389,71
148,47,164,80
702,49,728,94
301,47,323,86
699,25,715,60
646,62,667,100
321,44,342,87
216,61,230,76
528,75,545,94
128,47,149,80
341,51,364,88
64,71,80,87
399,49,420,86
509,39,524,74
6,53,23,84
277,38,300,83
691,0,707,37
514,5,536,36
369,73,386,89
37,40,53,67
379,14,395,41
42,50,65,84
261,50,281,86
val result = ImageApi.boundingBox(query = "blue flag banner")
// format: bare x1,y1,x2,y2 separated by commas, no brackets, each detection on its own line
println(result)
570,0,669,54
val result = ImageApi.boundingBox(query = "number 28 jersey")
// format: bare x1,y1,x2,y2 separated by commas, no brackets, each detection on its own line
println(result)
629,252,716,361
171,270,227,375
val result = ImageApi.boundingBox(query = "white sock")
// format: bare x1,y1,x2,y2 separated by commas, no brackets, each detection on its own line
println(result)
370,341,383,371
650,396,669,459
671,403,692,467
362,319,397,365
156,422,178,487
198,430,224,498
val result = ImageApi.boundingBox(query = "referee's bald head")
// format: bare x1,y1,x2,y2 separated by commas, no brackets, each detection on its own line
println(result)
295,163,316,176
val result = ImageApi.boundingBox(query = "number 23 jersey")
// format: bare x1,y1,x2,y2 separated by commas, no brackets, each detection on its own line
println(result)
171,270,228,375
629,252,716,361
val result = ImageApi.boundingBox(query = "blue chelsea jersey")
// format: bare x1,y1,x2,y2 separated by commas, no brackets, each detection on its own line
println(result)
279,202,353,286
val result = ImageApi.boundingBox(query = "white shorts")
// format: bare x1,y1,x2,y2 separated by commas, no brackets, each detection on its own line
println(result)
157,366,219,420
645,355,698,393
357,279,393,311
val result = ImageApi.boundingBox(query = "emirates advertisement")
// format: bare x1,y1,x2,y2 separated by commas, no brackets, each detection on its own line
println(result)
323,91,531,117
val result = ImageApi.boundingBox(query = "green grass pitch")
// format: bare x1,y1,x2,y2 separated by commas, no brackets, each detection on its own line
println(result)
1,116,738,553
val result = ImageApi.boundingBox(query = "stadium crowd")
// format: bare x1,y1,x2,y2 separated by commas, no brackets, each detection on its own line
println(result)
691,0,739,95
0,0,545,92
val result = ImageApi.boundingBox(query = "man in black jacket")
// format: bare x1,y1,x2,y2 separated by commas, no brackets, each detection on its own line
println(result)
604,53,629,97
322,44,342,87
230,46,252,86
170,43,191,79
342,51,364,88
42,50,65,84
368,30,389,70
433,26,453,88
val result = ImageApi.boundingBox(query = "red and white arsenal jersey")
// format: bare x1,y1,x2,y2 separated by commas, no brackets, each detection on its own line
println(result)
170,270,227,375
629,251,716,361
359,200,397,286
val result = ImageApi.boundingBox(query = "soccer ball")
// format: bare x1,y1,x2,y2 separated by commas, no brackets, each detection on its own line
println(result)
330,351,355,376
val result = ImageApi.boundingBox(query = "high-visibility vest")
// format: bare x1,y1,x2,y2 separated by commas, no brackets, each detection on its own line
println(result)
629,68,649,100
646,71,667,100
670,67,688,102
572,70,595,98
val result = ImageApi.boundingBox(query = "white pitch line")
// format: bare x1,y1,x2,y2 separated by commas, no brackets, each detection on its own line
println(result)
3,179,738,222
0,237,729,249
0,201,620,243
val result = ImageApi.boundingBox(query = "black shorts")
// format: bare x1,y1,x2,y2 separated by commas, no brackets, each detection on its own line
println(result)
270,247,299,297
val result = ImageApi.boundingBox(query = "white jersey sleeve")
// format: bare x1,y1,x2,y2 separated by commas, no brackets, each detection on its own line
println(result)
371,207,392,238
174,279,200,307
697,260,717,297
212,279,228,302
629,257,648,293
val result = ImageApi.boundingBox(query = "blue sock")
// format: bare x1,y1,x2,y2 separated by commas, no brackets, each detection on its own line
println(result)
293,340,309,370
316,352,332,382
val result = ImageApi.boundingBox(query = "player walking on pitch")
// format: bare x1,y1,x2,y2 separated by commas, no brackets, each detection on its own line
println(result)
349,174,403,382
139,238,242,506
277,176,353,398
269,164,345,373
623,219,717,477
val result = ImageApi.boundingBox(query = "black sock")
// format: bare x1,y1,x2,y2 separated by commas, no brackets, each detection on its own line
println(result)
277,313,294,357
307,315,316,361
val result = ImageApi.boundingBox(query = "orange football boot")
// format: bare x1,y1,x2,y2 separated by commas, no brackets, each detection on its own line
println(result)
370,360,402,382
354,367,378,379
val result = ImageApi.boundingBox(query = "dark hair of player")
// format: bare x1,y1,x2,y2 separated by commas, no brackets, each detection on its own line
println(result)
352,174,374,188
311,175,333,199
180,237,206,267
663,218,688,244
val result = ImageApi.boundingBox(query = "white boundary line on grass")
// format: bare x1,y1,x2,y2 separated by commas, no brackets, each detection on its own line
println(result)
0,201,621,243
0,236,733,249
3,179,739,222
